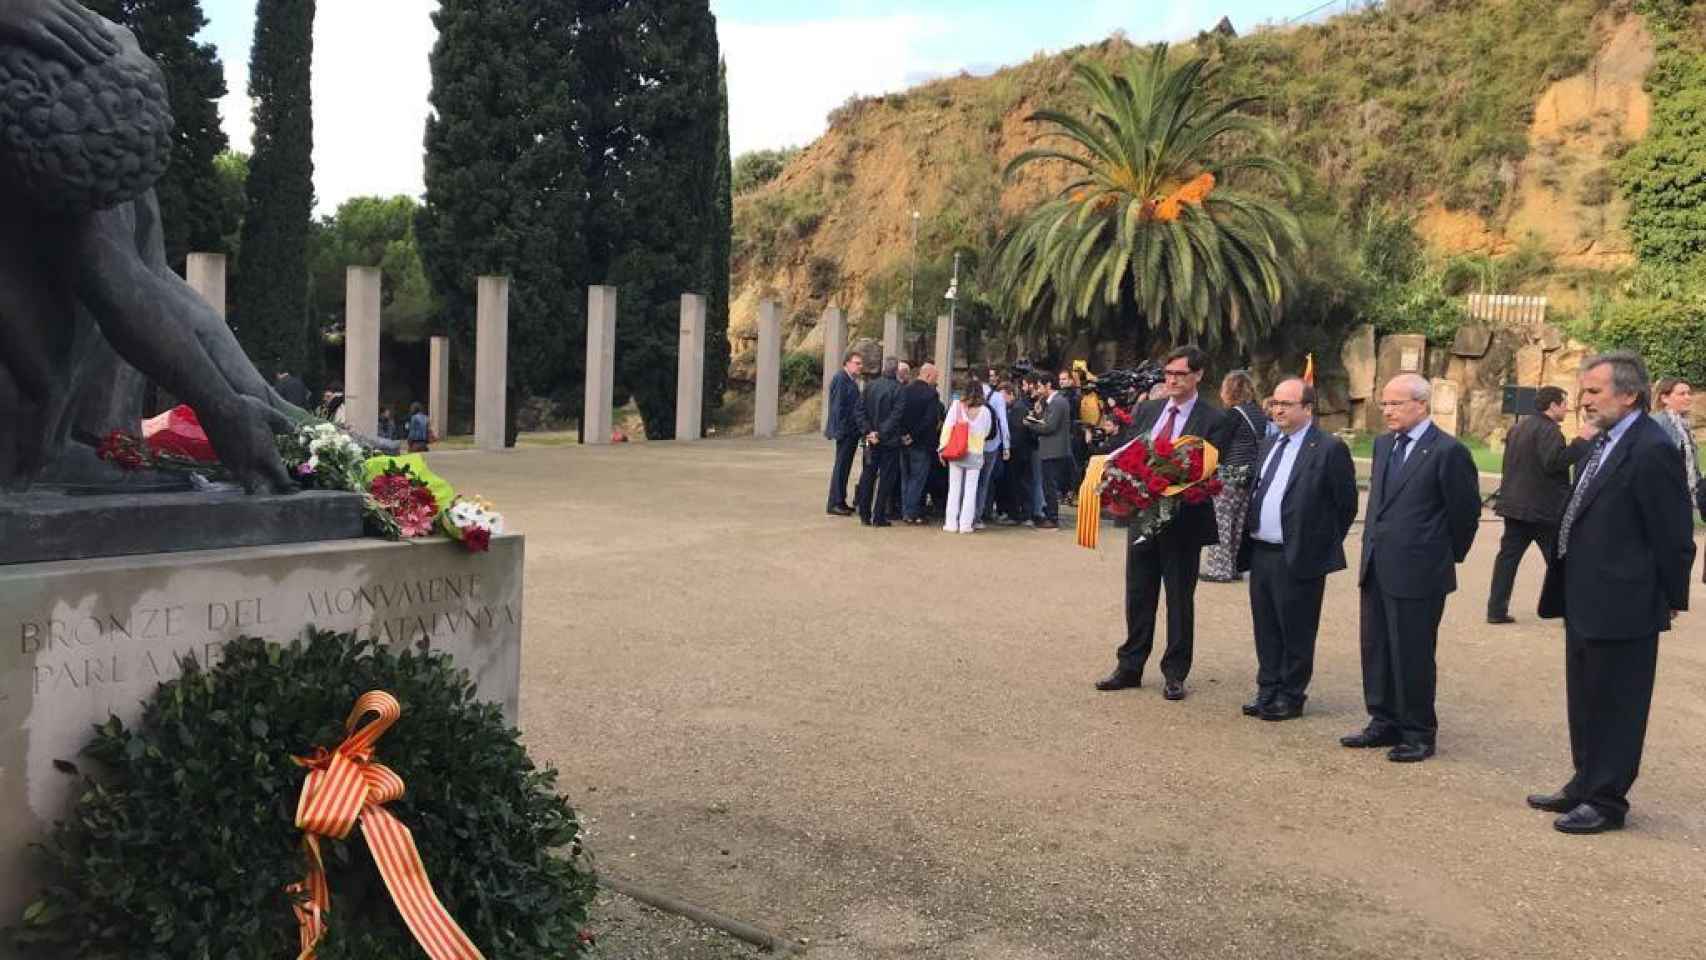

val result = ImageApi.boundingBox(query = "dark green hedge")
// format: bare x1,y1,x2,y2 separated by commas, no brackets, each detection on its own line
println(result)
11,632,594,960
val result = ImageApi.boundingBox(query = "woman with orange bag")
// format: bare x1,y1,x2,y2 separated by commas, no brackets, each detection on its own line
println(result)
939,377,993,533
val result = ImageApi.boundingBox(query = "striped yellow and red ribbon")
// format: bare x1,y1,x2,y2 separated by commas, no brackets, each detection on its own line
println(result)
288,691,485,960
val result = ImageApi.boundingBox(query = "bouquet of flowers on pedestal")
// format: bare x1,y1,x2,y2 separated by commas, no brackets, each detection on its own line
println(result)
1097,433,1226,540
442,495,505,553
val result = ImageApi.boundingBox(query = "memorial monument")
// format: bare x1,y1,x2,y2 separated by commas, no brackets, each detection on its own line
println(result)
0,2,523,938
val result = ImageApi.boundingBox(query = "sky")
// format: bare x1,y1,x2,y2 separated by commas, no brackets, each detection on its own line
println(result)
196,0,1319,214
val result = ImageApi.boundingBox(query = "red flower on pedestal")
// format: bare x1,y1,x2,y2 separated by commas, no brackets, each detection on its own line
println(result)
462,525,492,553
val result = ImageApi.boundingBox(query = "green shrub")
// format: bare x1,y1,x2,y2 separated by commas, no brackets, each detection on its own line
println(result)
781,351,823,396
1595,296,1706,385
731,146,800,195
12,633,594,960
1618,4,1706,268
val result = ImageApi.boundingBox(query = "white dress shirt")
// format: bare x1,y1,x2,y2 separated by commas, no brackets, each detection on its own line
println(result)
1253,422,1311,544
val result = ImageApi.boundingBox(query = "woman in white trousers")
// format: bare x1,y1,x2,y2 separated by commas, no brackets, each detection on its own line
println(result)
939,380,992,533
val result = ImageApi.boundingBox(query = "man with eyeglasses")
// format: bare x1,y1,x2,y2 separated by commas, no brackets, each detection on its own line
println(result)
1237,378,1359,721
1343,374,1481,762
1094,345,1234,701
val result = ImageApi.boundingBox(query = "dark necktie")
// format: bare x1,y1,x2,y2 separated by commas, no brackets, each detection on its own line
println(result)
1155,405,1179,443
1382,433,1411,506
1246,435,1290,532
1558,435,1609,557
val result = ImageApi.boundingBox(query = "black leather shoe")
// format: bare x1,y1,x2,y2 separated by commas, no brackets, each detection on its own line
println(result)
1241,696,1272,717
828,505,854,517
872,519,892,527
1387,742,1436,763
1261,698,1304,722
1163,680,1187,701
1526,791,1576,813
1487,614,1516,625
1340,726,1401,749
1094,670,1141,692
1554,803,1624,835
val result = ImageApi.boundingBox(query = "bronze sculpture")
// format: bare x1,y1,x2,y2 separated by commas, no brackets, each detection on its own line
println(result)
0,0,300,494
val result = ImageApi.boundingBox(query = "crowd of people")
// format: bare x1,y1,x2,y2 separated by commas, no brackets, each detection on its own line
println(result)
273,370,434,451
823,344,1703,836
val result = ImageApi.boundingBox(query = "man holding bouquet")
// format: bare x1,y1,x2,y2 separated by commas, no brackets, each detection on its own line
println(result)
1095,346,1234,701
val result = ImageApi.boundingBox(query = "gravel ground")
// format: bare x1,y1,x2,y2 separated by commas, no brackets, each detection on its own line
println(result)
587,890,768,959
431,434,1706,960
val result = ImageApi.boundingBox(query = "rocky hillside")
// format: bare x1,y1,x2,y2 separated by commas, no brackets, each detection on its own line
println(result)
728,0,1654,360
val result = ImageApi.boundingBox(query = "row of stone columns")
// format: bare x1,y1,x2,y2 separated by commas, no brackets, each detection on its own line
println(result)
811,306,957,422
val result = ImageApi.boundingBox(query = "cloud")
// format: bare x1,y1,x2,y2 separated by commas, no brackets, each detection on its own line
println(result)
719,13,954,157
220,1,436,214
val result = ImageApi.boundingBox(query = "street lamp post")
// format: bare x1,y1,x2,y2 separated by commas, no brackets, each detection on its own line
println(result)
907,210,921,355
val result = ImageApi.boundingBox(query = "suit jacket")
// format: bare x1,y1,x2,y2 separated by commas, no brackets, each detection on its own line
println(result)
1496,414,1590,524
1025,392,1073,460
1358,424,1482,598
1007,394,1036,458
899,379,941,446
1237,425,1359,579
861,375,906,447
1124,395,1235,548
825,369,864,441
1539,412,1696,637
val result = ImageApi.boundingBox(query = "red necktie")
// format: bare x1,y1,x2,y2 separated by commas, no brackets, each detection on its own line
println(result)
1156,405,1179,442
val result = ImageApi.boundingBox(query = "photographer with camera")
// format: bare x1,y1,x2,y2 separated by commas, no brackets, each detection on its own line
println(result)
1023,369,1072,530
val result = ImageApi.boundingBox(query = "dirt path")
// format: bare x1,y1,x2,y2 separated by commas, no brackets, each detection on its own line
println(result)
432,435,1706,959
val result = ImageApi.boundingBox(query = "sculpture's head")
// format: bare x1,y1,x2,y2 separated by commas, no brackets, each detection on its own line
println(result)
0,18,173,216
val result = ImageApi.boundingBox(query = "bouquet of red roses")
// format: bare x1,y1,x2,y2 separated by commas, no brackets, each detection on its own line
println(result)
1097,433,1224,540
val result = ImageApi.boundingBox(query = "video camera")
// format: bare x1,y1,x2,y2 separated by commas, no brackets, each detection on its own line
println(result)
1083,362,1163,412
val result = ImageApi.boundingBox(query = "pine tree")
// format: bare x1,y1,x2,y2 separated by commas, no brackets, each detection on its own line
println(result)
704,59,732,431
417,0,587,418
82,0,234,271
232,0,315,379
579,0,722,439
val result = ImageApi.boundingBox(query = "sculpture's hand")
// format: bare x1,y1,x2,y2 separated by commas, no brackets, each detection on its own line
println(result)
0,0,117,68
200,394,296,495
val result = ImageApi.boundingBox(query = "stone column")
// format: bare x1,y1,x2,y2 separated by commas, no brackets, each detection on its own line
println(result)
584,285,617,445
185,253,227,318
819,306,846,434
882,310,902,361
676,293,705,441
755,300,782,438
475,276,510,452
934,312,954,407
428,335,450,442
343,266,382,439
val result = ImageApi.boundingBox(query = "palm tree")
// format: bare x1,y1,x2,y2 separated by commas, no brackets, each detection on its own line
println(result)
995,44,1304,353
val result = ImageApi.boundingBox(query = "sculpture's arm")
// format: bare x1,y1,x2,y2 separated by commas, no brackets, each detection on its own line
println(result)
0,0,116,67
71,206,294,493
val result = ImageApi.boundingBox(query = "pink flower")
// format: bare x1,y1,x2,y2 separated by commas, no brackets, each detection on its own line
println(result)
398,503,438,538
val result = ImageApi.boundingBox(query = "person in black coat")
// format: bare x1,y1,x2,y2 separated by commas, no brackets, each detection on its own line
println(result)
853,356,905,526
1342,373,1482,763
1486,385,1591,623
1236,378,1359,720
1530,352,1696,834
823,350,866,516
898,363,943,523
274,371,312,409
1094,345,1236,701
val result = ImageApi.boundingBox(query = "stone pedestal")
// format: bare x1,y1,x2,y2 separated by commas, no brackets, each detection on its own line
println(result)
185,253,226,318
476,276,510,452
934,313,955,407
0,534,524,931
429,335,450,441
1431,378,1461,435
344,266,382,438
819,307,847,434
883,311,903,362
755,300,782,438
676,294,706,442
585,285,617,445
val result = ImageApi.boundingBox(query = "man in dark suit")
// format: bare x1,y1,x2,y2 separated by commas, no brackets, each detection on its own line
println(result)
1530,351,1695,834
823,349,865,516
1237,378,1359,721
1095,345,1236,701
853,356,905,527
1343,373,1481,762
898,362,942,524
1487,386,1591,623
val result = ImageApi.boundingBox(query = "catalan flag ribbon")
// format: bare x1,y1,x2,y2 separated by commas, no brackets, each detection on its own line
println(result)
288,691,484,960
1303,353,1316,386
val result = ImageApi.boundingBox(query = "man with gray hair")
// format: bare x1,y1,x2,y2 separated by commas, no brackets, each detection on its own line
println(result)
1531,351,1695,834
853,355,906,526
1342,373,1481,762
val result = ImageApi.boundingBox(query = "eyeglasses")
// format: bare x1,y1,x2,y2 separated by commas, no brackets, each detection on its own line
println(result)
1162,368,1195,379
1377,399,1417,409
1269,400,1304,409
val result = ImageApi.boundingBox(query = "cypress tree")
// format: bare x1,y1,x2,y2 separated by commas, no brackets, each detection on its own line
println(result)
418,0,587,421
704,59,732,431
233,0,315,379
579,0,722,439
82,0,234,272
